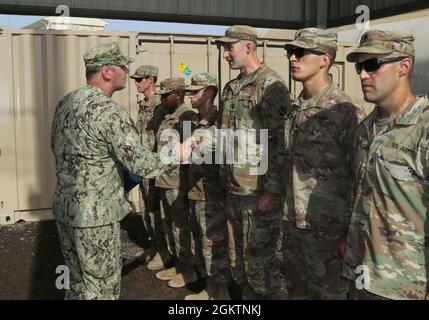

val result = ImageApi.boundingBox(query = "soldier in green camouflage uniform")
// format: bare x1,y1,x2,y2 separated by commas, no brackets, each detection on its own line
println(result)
131,65,161,151
51,42,177,299
182,73,232,300
216,26,292,300
130,65,169,268
153,78,200,288
342,30,429,300
281,28,366,299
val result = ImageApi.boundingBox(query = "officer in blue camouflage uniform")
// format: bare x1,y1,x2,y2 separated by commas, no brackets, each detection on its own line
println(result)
51,42,186,299
216,25,292,300
341,30,429,300
281,28,366,299
183,73,232,300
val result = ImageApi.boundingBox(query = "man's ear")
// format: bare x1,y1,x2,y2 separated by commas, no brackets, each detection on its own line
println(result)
398,58,413,78
202,88,210,99
320,54,330,69
245,41,254,54
100,66,113,81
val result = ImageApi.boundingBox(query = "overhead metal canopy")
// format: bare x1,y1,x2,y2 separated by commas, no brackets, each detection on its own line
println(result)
0,0,429,29
0,0,317,29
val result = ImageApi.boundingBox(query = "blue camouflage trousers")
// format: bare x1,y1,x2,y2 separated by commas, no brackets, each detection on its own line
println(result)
56,222,121,300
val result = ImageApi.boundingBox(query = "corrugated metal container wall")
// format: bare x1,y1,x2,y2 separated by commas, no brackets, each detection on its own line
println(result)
135,34,221,111
0,27,18,225
0,28,139,224
0,28,363,225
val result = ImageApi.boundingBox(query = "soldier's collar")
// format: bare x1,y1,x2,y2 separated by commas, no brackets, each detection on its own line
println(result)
295,82,336,109
240,64,264,80
232,65,266,91
361,108,378,132
361,96,428,136
146,94,160,106
86,83,110,98
395,95,429,126
167,102,188,119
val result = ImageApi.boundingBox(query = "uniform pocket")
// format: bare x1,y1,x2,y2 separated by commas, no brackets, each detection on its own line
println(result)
93,224,118,251
236,96,259,129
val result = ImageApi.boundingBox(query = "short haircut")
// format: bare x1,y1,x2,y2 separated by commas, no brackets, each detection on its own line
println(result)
86,64,115,80
240,40,257,52
85,69,100,80
389,52,415,77
328,52,337,68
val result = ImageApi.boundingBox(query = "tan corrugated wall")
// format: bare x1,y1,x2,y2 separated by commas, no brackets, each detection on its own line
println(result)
0,27,19,225
0,28,139,224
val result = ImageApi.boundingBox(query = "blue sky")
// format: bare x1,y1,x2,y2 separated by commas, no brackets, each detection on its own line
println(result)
0,14,228,35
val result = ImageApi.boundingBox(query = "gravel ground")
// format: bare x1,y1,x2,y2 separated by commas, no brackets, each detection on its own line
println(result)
0,213,208,300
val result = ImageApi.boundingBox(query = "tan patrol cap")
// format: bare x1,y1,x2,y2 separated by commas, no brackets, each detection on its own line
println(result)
158,77,186,95
347,30,415,62
130,65,159,79
186,73,218,91
216,25,258,44
284,28,338,56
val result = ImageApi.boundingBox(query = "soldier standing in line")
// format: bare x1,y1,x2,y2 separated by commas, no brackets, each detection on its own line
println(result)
130,65,169,269
153,77,200,288
281,28,366,300
182,73,232,300
216,25,292,300
340,30,429,300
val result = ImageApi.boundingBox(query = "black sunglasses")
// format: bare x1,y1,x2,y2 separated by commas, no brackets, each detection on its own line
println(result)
134,76,151,83
286,47,324,59
355,56,407,74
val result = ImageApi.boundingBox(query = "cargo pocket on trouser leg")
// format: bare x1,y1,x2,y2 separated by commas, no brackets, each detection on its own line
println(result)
75,223,121,300
245,200,283,299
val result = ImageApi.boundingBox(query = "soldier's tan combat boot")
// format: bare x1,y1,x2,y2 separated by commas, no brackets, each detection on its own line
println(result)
185,278,230,300
155,267,177,281
167,267,198,288
185,276,215,300
185,289,211,300
147,252,167,271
